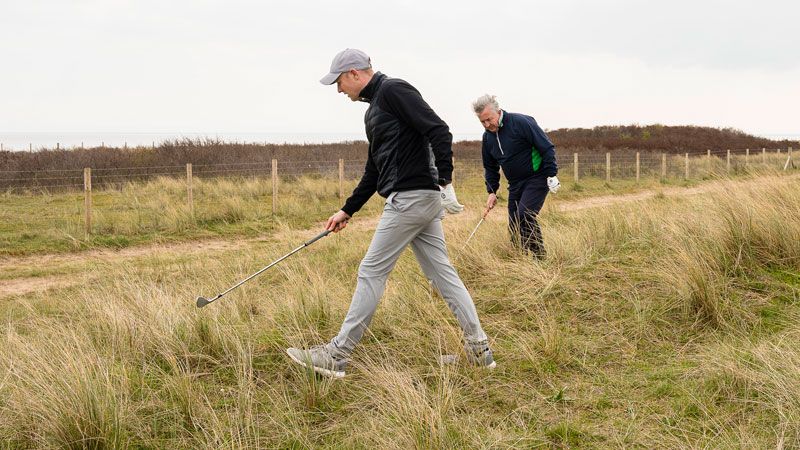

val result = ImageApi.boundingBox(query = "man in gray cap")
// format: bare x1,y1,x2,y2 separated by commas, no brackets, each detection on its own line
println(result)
286,48,494,378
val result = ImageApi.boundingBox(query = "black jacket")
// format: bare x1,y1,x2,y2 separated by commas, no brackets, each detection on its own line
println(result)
341,72,453,216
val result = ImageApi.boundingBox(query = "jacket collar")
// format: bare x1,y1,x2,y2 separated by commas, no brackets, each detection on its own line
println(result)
486,110,505,136
357,72,386,103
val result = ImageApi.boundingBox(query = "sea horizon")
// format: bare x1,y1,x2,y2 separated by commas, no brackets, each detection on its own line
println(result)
0,132,485,151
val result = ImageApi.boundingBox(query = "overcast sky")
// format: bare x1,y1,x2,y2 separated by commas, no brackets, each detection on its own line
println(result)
1,0,798,140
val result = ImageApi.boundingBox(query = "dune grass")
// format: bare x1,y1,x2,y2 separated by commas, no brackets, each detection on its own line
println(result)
0,174,798,447
2,153,794,256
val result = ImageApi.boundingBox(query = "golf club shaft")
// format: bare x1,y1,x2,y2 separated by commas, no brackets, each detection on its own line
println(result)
464,207,492,246
206,229,331,303
464,218,485,245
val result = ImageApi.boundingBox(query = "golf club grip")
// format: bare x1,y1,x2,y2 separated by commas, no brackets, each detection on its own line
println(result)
304,229,331,246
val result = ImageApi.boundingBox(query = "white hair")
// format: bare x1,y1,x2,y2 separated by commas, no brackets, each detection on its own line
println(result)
472,94,499,114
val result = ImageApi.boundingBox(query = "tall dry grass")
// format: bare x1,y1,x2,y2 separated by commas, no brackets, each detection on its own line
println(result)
0,175,798,447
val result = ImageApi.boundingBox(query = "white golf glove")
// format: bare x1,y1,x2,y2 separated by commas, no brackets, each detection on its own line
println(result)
547,176,561,194
439,183,464,214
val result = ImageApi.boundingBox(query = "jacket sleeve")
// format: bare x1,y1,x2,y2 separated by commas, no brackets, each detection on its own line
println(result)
341,149,378,216
482,134,501,194
521,115,558,177
381,81,453,184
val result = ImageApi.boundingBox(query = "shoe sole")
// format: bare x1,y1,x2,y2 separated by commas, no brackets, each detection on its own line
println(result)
286,349,345,379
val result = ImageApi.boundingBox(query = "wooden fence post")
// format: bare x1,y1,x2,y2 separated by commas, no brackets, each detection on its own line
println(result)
745,148,749,167
605,152,611,182
338,158,344,199
785,147,794,171
451,155,456,185
762,147,766,164
726,149,731,173
685,153,689,180
635,152,640,182
272,159,278,214
707,149,711,174
661,153,667,180
186,163,194,217
84,168,92,236
573,153,579,182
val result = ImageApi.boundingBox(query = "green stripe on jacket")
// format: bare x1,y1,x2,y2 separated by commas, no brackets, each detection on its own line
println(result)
531,146,542,172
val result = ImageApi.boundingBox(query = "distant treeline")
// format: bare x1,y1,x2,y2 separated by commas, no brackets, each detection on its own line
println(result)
1,125,795,174
547,124,795,153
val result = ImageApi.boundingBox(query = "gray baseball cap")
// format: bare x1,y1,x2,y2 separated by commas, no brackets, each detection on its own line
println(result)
320,48,372,85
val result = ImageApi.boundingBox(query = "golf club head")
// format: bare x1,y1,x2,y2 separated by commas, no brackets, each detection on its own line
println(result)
196,296,212,308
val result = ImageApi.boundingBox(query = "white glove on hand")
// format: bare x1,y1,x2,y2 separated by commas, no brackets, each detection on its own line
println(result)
439,183,464,214
547,176,561,194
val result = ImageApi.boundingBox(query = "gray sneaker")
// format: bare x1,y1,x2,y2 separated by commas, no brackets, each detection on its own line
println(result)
286,345,348,378
465,341,497,369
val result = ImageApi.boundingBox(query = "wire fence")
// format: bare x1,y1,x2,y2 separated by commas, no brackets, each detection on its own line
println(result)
0,148,795,192
0,160,368,191
2,149,795,247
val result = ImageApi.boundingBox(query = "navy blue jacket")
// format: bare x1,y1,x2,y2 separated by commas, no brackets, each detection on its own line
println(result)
482,111,557,197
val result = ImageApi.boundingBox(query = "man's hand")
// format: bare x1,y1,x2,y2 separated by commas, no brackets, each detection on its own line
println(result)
485,193,497,216
325,210,351,233
547,176,561,194
439,183,464,214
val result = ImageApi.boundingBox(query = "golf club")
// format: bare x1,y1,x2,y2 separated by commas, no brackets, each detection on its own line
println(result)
462,183,499,250
196,229,332,308
463,207,492,249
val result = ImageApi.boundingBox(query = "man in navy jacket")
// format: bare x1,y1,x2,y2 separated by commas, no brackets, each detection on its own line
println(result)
473,94,560,257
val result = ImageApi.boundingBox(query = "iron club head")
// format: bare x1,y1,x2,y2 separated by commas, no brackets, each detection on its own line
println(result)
196,296,212,308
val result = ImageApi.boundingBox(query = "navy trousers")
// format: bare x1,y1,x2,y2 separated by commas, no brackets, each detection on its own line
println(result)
508,177,549,257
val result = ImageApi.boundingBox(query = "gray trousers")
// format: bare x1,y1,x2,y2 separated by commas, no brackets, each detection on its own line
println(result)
329,189,489,357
